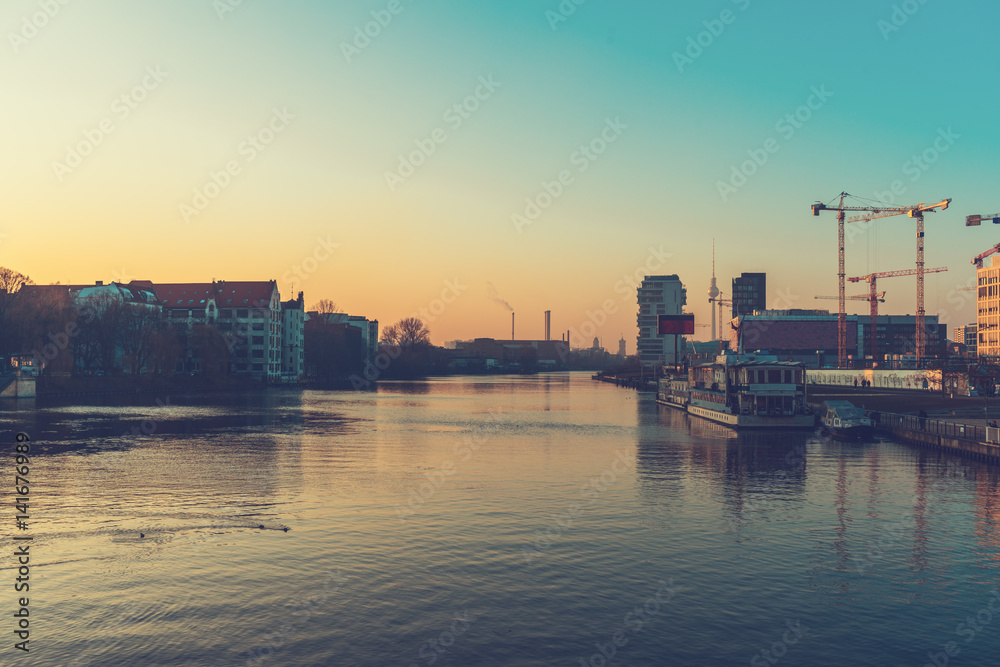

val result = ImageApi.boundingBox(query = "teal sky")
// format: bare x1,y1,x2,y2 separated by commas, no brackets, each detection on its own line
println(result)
2,0,997,346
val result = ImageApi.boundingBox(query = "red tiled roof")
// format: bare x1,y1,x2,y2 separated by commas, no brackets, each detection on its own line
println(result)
146,281,277,309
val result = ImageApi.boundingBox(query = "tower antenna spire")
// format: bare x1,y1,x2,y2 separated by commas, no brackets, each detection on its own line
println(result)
707,239,721,341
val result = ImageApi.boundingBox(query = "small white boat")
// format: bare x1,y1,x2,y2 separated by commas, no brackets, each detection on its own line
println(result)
821,401,874,440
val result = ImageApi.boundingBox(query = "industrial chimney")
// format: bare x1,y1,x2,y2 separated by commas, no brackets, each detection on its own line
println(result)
511,312,515,340
544,310,551,341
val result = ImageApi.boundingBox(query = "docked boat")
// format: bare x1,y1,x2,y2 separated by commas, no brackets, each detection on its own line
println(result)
820,401,874,440
656,353,815,429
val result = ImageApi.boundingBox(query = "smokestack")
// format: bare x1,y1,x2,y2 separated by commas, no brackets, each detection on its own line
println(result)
544,310,551,341
512,312,515,340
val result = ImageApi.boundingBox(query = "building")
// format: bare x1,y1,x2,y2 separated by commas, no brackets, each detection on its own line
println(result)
732,309,947,367
978,256,1000,358
280,292,305,382
448,338,568,371
311,313,379,365
732,309,857,367
732,272,766,318
860,315,948,362
954,323,978,357
618,335,627,358
155,280,283,382
636,275,687,367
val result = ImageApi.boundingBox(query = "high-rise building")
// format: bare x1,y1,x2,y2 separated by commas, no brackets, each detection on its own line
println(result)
978,256,1000,358
636,275,686,367
618,335,627,358
732,272,766,318
954,323,978,356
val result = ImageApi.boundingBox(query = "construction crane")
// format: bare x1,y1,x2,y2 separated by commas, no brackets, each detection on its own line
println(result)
965,212,1000,226
708,290,730,341
814,293,886,303
709,296,733,339
848,266,948,362
810,192,919,368
846,199,950,364
973,243,1000,269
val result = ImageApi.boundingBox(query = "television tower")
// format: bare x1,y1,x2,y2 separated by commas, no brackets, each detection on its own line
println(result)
707,240,720,340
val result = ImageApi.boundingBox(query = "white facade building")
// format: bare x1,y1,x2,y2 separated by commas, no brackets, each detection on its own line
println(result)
636,274,687,367
281,292,306,382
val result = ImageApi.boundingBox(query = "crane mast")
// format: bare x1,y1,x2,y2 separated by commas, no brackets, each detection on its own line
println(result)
848,266,947,363
847,199,950,365
810,193,935,368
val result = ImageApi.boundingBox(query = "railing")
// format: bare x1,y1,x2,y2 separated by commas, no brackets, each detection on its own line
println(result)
866,410,998,443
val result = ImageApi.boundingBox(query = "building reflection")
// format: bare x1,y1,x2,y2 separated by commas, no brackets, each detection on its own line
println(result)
639,401,1000,581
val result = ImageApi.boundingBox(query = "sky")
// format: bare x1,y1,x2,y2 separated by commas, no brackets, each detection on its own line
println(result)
2,0,999,350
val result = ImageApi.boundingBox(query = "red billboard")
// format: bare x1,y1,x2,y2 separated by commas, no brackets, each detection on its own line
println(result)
657,314,695,335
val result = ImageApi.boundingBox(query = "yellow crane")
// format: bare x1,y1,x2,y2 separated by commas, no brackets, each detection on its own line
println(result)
847,199,950,364
848,266,948,362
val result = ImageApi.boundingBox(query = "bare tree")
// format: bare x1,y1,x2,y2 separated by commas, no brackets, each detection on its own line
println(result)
190,325,230,381
311,299,341,315
380,323,400,347
383,317,430,349
0,268,35,369
0,267,33,294
118,304,162,374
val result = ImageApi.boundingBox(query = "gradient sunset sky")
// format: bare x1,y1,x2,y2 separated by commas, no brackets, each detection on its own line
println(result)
3,0,998,348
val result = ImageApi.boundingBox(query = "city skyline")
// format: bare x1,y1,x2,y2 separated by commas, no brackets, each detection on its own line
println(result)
3,1,997,347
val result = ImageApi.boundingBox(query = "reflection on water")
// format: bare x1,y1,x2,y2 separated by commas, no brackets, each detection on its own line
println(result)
1,373,999,666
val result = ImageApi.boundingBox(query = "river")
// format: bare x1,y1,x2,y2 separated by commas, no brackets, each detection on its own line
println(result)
2,372,999,666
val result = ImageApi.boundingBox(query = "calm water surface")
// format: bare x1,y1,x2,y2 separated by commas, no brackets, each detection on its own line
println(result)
2,373,1000,666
